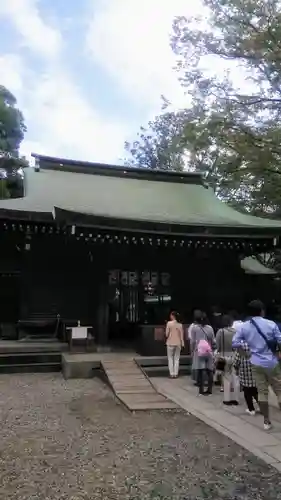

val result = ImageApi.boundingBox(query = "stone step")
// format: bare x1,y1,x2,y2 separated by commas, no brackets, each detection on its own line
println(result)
106,368,140,375
112,384,152,391
120,393,170,403
106,373,144,379
115,388,156,394
111,379,151,385
102,360,137,368
110,377,150,384
121,401,178,410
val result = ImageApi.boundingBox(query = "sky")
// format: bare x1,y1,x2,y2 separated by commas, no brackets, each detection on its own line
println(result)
0,0,204,165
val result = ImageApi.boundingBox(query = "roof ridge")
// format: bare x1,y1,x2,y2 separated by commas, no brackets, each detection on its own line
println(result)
31,153,205,186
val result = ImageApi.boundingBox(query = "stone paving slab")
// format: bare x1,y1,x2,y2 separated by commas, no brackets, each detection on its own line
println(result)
153,376,281,472
262,445,281,461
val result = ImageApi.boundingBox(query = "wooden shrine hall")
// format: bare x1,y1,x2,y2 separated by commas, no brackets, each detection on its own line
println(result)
0,153,281,355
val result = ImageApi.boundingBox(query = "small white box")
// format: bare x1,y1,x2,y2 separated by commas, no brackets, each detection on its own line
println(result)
71,326,88,339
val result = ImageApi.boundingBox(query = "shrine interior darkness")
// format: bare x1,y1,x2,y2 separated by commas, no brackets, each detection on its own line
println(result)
0,219,274,345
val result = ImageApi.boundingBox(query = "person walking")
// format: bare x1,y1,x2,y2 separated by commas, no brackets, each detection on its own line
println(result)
166,311,184,378
188,310,201,385
232,299,281,430
233,342,259,415
216,315,239,405
190,310,215,395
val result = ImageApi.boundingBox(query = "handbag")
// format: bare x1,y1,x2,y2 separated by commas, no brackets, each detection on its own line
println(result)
216,328,226,371
197,326,213,358
250,319,277,354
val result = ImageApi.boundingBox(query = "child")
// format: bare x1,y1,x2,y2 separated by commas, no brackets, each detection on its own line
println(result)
233,342,259,415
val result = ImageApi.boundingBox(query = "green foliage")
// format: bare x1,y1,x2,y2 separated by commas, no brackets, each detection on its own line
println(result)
0,154,27,199
171,0,281,213
0,85,26,156
124,109,189,171
126,0,281,215
0,86,27,199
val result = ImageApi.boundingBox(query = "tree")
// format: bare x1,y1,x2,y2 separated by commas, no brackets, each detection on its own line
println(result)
170,0,281,213
126,0,281,215
0,86,27,199
124,108,190,171
0,86,26,155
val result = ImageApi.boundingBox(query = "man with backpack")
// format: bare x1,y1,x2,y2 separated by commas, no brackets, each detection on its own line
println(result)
232,300,281,430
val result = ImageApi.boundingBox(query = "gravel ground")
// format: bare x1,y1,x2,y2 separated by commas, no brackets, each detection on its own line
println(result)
0,374,280,500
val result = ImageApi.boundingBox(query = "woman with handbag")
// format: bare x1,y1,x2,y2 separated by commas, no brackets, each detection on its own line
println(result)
216,315,239,405
190,310,215,395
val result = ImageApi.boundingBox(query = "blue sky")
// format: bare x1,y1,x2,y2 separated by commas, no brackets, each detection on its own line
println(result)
0,0,197,164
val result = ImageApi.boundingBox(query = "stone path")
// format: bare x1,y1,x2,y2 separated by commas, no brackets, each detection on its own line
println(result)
153,376,281,472
102,359,178,410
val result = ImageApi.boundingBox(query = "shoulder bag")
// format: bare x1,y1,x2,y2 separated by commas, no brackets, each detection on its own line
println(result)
216,329,226,371
250,319,277,355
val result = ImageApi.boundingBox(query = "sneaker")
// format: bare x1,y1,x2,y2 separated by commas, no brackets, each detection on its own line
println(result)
245,409,256,416
264,421,272,431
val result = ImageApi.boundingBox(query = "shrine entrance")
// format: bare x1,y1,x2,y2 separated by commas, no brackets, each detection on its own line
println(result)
106,269,172,346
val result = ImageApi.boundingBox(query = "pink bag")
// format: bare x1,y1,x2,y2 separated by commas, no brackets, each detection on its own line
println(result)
198,339,212,357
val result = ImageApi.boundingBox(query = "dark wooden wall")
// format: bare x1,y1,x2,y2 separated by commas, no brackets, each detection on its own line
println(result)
0,230,276,337
19,237,247,321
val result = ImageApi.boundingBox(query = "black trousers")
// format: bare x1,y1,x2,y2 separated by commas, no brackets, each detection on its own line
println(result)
243,386,258,411
198,369,213,394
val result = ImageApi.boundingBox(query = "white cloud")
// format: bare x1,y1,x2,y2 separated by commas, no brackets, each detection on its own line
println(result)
86,0,253,120
0,0,62,59
26,69,128,163
0,0,129,163
86,0,203,112
0,54,24,94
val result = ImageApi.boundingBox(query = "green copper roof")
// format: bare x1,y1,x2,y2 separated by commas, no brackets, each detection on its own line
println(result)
0,158,281,232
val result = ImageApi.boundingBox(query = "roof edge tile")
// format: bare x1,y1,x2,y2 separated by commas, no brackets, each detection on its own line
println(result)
31,153,205,185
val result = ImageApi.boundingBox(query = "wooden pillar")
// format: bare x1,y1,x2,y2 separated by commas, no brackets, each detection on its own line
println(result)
96,283,109,346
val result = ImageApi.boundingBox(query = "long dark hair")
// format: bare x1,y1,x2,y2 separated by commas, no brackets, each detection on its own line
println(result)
221,314,233,328
170,310,181,322
193,309,208,325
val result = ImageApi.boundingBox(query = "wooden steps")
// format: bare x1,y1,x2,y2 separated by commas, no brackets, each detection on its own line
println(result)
101,359,178,411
